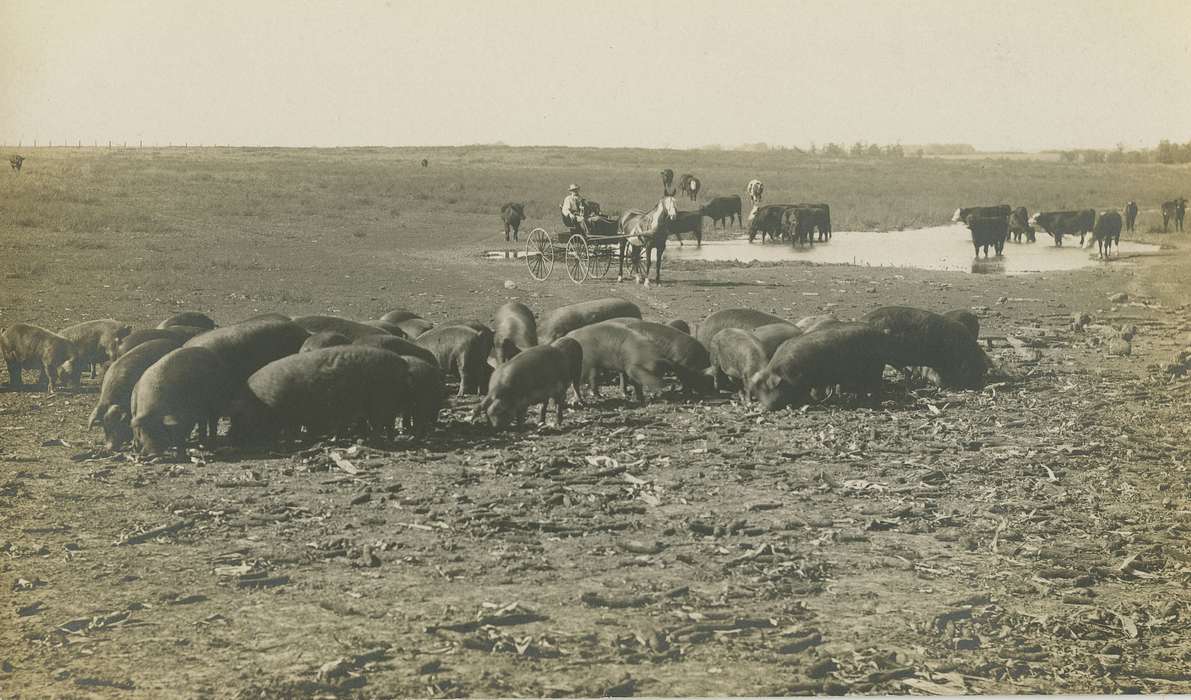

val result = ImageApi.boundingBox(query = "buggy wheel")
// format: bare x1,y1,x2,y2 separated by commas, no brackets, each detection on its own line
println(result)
627,246,645,278
526,228,554,281
588,245,613,278
566,235,589,284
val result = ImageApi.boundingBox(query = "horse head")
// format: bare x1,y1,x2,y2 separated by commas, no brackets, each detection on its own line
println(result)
659,195,678,222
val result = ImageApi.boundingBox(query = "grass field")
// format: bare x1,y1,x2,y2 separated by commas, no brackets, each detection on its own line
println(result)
2,147,1191,697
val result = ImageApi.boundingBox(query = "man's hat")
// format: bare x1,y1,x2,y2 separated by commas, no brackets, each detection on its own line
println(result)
568,184,580,192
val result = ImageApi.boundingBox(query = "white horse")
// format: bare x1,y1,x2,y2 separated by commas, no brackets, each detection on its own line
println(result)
617,195,678,286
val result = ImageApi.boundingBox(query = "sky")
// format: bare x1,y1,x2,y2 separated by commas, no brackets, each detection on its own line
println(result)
1,0,1189,151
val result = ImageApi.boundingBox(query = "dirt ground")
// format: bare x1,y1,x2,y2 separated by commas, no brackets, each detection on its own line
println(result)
3,154,1191,697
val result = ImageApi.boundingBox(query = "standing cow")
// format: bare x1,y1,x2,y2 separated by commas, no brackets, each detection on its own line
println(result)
677,173,701,201
701,195,742,230
746,179,764,206
1008,206,1035,243
1030,210,1096,247
1124,201,1139,233
421,159,428,168
1162,198,1187,233
9,155,23,172
1092,210,1122,259
500,202,527,242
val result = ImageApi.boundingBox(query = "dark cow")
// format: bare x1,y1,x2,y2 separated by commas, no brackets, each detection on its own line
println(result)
9,155,23,172
1092,210,1122,258
421,158,428,168
1124,201,1138,233
1008,206,1035,243
1162,198,1187,232
677,173,701,201
701,195,742,230
500,202,526,242
965,214,1008,257
660,168,675,196
747,204,788,244
784,203,831,242
1029,209,1096,247
669,210,704,247
952,205,1010,223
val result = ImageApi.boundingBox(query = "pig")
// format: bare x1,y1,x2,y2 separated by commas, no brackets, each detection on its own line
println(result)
551,336,584,402
748,323,890,411
183,318,310,384
88,339,178,449
493,302,538,364
604,318,714,394
696,308,791,347
476,344,573,428
565,323,670,404
942,309,980,340
57,319,132,378
795,314,840,334
667,319,691,334
415,325,493,396
752,322,804,358
352,333,439,367
300,331,351,353
708,328,768,401
539,298,642,343
394,318,434,338
364,319,408,336
379,309,421,324
227,346,409,444
157,311,216,331
293,315,400,341
116,329,187,358
862,306,989,390
129,347,236,457
403,357,446,438
1,324,82,392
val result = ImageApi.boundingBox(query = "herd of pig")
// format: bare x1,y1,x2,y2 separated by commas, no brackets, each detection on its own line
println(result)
0,298,991,458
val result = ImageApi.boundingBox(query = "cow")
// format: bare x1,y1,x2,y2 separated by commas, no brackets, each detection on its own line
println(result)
747,204,789,243
782,205,831,245
421,158,428,168
1092,210,1122,259
965,215,1008,257
746,179,764,206
9,155,23,172
1029,209,1096,247
1124,201,1139,233
701,195,742,230
1162,198,1187,232
660,168,675,196
669,210,704,247
952,205,1010,223
677,173,701,201
500,202,527,242
1008,206,1035,243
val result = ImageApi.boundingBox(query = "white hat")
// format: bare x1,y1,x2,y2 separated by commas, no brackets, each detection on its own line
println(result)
568,184,580,192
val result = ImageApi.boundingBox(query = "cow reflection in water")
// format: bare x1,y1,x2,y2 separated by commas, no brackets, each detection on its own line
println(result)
971,257,1006,274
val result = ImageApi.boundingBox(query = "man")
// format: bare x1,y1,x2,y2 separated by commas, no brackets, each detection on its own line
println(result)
561,184,588,233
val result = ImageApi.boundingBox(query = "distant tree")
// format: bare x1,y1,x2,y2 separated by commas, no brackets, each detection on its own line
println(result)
884,144,904,158
915,148,925,158
822,142,846,157
809,142,817,156
1081,150,1105,164
850,141,865,157
702,144,723,151
1059,151,1078,163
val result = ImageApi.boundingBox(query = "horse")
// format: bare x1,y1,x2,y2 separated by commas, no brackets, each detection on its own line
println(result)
617,195,678,286
677,173,700,201
746,179,763,205
660,168,675,196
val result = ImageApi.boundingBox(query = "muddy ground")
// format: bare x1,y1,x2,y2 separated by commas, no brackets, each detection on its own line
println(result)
4,191,1191,696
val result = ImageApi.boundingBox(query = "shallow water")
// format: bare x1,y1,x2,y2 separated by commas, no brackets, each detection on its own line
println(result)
663,225,1160,275
484,224,1161,275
